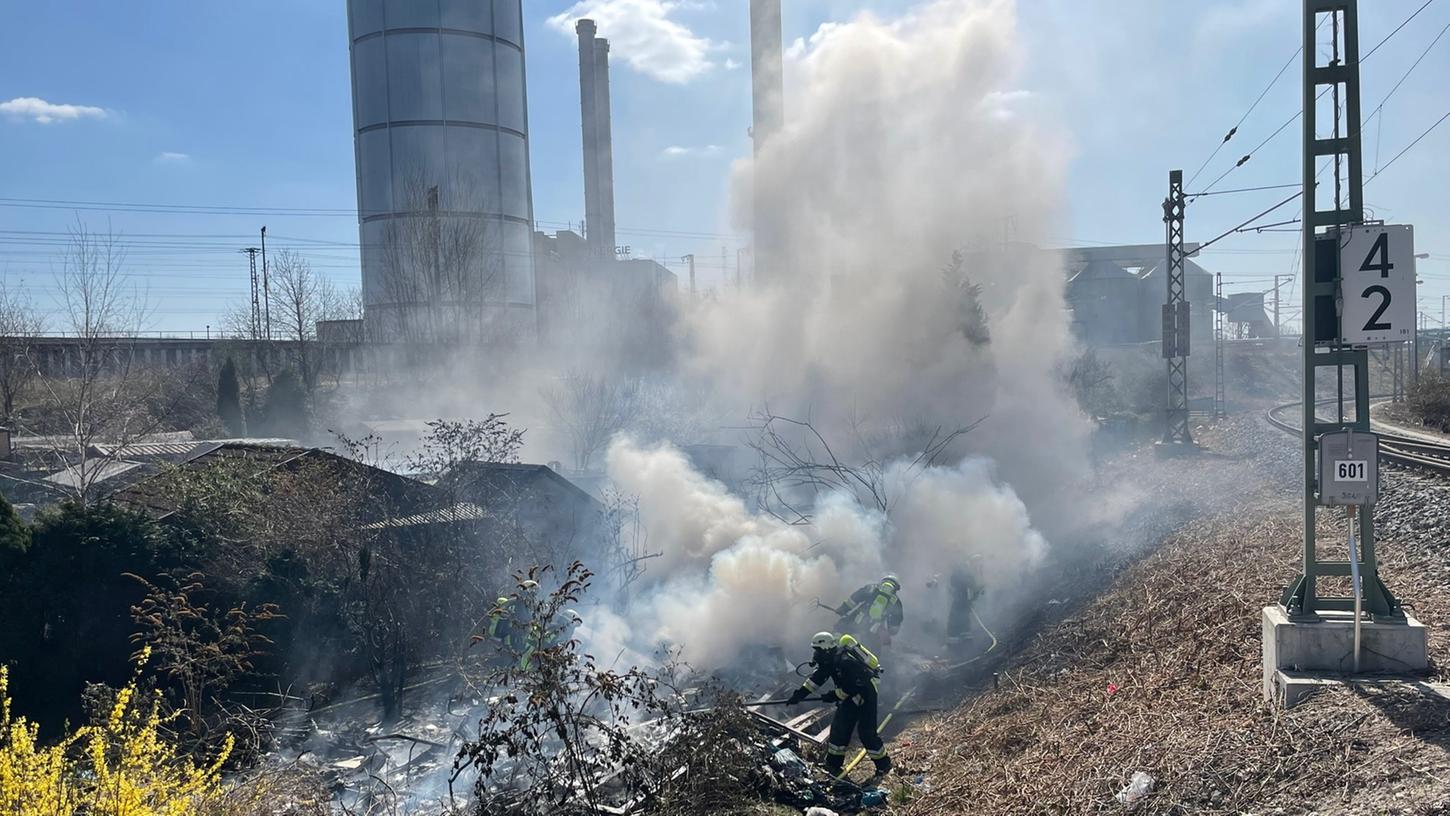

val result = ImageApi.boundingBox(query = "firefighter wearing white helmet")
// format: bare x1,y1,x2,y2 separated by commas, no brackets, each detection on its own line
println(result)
835,574,905,645
787,631,891,778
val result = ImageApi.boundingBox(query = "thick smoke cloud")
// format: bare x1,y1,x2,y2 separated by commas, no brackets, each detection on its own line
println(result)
689,0,1091,534
605,438,1047,666
576,0,1092,666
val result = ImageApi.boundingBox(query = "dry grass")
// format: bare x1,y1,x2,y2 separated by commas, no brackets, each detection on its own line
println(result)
894,499,1450,815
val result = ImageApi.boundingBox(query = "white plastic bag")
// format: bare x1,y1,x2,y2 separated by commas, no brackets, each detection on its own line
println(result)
1115,771,1154,804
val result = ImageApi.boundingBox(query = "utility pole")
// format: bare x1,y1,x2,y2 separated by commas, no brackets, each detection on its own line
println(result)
1160,169,1193,448
682,254,696,297
1273,274,1295,338
1214,271,1226,418
1286,0,1402,621
260,226,271,341
241,247,262,341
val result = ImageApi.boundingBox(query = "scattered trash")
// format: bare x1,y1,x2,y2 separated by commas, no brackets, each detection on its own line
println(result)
1115,771,1155,804
912,773,933,792
804,807,840,816
861,788,889,807
1106,682,1120,696
772,747,809,780
330,756,366,771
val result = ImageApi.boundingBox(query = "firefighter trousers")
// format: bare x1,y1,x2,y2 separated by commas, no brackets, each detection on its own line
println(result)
824,692,890,773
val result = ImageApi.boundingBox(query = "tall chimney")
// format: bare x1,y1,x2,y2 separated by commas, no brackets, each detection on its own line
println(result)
576,19,603,258
592,38,617,259
750,0,784,148
750,0,784,282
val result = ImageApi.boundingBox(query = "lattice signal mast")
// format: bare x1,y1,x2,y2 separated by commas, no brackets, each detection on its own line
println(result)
1161,169,1193,446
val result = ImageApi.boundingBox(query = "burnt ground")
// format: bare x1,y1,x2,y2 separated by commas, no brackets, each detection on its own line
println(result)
881,404,1450,815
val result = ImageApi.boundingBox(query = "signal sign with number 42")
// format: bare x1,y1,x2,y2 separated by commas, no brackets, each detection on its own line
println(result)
1339,224,1416,345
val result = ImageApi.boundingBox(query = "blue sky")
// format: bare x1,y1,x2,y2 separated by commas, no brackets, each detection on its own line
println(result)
1,0,1447,333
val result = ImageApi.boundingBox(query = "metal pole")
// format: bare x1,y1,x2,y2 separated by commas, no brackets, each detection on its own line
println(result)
1161,169,1192,446
1288,0,1399,622
1274,273,1295,338
683,254,696,298
1214,271,1226,417
260,226,271,341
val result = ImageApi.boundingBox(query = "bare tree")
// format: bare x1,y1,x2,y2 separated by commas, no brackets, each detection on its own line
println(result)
540,371,640,472
266,250,335,394
28,219,159,505
0,279,45,424
747,410,982,525
374,169,504,348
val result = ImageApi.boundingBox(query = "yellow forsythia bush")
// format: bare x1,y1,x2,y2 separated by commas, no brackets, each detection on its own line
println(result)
0,648,234,816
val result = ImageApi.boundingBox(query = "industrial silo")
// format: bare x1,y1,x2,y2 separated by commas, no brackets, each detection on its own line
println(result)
346,0,537,345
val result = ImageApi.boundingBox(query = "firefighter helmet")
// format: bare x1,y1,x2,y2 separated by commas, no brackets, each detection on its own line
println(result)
811,631,837,650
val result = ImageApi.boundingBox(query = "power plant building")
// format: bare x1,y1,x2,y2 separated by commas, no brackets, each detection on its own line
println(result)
346,0,537,344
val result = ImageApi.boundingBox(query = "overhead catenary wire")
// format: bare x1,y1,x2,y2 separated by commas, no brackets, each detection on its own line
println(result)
1366,108,1450,184
1185,31,1314,189
1191,0,1440,199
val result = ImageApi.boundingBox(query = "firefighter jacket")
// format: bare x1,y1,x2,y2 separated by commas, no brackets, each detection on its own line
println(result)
800,634,882,703
837,582,905,635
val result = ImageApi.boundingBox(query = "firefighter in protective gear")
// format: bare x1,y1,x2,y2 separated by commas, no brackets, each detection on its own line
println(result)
485,580,541,652
835,574,905,645
518,608,581,670
787,631,892,777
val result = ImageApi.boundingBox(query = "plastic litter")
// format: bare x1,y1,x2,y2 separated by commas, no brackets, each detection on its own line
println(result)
861,788,889,807
804,808,840,816
912,773,933,792
771,747,809,780
1115,771,1154,804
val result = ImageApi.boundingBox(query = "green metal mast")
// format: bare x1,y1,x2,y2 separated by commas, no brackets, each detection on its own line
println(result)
1283,0,1402,621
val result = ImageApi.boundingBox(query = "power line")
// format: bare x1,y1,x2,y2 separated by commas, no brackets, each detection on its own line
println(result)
0,198,745,241
1186,33,1312,189
1186,183,1300,198
1194,191,1304,255
1190,0,1440,197
1363,0,1438,60
1366,107,1450,183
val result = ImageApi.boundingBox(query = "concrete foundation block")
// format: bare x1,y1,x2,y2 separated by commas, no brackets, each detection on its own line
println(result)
1262,605,1428,708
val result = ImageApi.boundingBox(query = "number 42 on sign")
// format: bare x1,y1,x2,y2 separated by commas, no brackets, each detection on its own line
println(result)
1338,224,1416,345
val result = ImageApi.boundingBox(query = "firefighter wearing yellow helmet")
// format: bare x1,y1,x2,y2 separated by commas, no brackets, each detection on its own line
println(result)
835,574,905,645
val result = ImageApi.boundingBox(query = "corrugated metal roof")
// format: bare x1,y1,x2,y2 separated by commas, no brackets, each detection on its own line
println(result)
359,502,487,530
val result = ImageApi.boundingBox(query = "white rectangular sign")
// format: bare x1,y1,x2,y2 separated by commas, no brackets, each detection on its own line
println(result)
1339,224,1416,345
1333,460,1367,482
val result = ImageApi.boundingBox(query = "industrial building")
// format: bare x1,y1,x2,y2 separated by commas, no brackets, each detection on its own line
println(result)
1064,244,1217,349
529,17,678,368
345,0,538,345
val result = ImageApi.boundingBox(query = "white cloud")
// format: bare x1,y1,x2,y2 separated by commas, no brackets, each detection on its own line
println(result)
547,0,721,84
0,96,107,125
661,144,721,158
155,151,191,164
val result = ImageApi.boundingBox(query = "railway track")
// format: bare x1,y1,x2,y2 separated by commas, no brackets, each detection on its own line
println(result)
1267,401,1450,476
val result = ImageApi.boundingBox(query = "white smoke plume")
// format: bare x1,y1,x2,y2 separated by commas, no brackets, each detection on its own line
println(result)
582,0,1092,666
604,438,1047,667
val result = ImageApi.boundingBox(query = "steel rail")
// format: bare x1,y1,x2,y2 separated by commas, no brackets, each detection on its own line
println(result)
1268,401,1450,477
